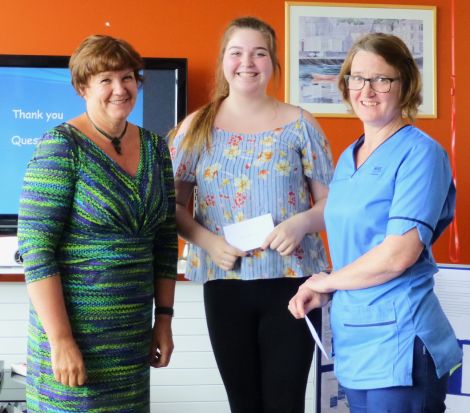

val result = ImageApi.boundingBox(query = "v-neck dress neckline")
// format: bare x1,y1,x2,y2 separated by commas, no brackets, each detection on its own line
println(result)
65,122,144,180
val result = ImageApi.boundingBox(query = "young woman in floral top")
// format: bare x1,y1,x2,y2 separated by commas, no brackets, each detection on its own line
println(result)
170,17,333,413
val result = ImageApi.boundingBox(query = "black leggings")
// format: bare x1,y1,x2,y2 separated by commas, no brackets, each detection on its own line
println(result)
204,277,320,413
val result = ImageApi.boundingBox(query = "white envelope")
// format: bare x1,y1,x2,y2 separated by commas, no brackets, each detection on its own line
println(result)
223,213,274,252
305,315,329,360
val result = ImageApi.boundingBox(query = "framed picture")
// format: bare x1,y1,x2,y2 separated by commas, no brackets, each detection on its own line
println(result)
285,2,437,117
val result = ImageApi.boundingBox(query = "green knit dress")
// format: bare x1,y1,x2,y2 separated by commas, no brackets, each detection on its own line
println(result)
18,123,177,412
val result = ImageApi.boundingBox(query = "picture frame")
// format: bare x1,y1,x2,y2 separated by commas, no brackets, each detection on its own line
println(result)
285,2,437,118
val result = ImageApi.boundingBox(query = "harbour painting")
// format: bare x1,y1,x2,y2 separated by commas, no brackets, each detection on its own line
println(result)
286,4,436,117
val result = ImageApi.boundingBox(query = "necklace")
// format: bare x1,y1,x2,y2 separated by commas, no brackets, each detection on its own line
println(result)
86,112,128,155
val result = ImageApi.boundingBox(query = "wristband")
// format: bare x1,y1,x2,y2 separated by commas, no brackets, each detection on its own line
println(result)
155,306,174,317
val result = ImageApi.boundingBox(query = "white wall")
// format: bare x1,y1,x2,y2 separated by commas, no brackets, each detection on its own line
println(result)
0,281,315,412
0,283,27,369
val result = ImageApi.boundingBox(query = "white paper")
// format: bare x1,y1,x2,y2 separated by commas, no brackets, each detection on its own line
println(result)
305,315,329,360
11,361,27,377
446,394,470,412
223,213,274,252
434,267,470,338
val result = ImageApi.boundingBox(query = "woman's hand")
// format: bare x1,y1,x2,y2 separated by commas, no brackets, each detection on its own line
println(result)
288,282,331,319
262,177,328,256
50,337,87,387
26,275,87,387
302,272,335,294
206,235,246,271
149,316,174,368
261,213,308,256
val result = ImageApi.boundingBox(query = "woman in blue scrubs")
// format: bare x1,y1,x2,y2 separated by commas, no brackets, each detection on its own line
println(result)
288,33,462,413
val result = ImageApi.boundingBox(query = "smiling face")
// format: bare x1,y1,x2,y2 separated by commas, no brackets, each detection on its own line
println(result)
81,68,138,124
349,50,402,128
222,28,274,96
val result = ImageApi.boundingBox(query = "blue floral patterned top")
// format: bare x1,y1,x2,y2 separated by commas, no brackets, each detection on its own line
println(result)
170,110,334,282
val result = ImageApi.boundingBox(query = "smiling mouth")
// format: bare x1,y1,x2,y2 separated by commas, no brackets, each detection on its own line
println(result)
361,101,378,106
110,98,130,104
236,72,258,77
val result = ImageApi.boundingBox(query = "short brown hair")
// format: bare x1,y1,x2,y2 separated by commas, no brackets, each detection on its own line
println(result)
337,32,422,121
69,34,144,94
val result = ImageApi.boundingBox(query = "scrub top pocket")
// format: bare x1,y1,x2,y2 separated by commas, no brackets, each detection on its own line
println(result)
331,300,399,386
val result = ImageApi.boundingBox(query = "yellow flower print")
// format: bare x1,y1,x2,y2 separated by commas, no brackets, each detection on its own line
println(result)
279,150,287,158
281,207,287,218
205,255,215,280
223,210,232,221
302,158,313,174
255,150,273,165
252,249,265,259
204,218,214,228
223,145,240,159
261,136,275,146
189,254,201,269
199,200,208,213
235,212,245,222
284,267,297,277
299,190,307,202
203,163,221,181
275,160,291,175
225,271,242,280
221,178,230,187
234,175,251,193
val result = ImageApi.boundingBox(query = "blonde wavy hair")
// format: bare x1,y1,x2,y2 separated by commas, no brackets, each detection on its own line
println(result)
171,17,280,152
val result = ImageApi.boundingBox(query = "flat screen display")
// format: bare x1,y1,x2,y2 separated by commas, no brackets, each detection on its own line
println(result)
0,55,187,233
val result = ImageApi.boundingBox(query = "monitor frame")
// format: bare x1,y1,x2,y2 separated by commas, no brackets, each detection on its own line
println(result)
0,54,187,235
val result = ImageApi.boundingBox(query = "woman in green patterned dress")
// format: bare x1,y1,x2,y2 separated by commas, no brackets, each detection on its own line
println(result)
17,35,177,412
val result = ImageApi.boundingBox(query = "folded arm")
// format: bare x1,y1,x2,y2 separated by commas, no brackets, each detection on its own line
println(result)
289,229,423,319
305,228,424,293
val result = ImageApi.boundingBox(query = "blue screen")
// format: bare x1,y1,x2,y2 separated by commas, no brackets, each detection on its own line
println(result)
0,67,145,215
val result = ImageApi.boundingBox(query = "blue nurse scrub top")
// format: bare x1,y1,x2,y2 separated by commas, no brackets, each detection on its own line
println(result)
324,125,462,390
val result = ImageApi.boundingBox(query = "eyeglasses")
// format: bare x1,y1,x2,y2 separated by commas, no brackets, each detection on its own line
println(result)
344,75,400,93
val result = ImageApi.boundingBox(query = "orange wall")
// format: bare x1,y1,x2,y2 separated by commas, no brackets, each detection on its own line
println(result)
1,0,468,264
